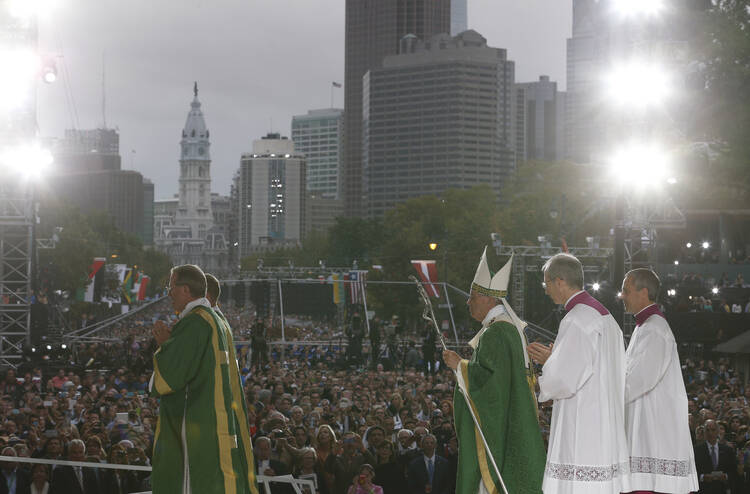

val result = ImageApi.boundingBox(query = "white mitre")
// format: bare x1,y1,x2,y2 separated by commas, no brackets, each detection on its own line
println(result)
470,247,530,367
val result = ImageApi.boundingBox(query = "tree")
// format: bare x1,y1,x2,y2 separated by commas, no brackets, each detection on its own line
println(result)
686,0,750,184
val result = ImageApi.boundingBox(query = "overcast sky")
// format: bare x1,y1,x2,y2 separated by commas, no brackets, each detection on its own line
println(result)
38,0,572,200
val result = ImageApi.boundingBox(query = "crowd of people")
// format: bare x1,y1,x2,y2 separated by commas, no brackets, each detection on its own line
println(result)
1,294,750,492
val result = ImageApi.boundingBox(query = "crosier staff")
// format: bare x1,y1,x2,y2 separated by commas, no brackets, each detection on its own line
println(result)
409,275,510,494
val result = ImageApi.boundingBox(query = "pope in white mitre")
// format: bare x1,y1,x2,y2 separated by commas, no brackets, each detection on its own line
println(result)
621,268,698,494
528,253,630,494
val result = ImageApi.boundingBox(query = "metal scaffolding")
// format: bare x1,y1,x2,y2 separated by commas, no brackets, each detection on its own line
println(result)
0,182,33,367
494,245,615,320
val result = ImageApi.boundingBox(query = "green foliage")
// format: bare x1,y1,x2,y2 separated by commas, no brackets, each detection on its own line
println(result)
37,202,172,297
687,0,750,183
497,161,614,246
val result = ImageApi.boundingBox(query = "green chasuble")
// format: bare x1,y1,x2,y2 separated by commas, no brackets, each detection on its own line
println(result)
453,320,545,494
152,305,258,494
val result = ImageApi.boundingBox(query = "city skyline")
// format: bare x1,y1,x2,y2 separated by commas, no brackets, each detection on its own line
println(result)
37,0,572,200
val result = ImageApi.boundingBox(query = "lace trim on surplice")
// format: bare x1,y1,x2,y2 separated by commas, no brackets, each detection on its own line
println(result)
545,461,630,482
629,456,692,477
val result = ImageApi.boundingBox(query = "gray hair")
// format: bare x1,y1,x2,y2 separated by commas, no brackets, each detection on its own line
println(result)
69,439,86,453
625,268,660,302
542,253,584,290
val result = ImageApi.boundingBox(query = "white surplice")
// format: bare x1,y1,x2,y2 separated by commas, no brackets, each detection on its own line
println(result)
625,304,699,493
538,291,630,494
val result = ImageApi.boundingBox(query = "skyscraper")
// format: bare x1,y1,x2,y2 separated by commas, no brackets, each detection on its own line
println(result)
237,134,306,257
343,0,451,216
451,0,468,35
363,30,516,217
513,76,566,163
48,127,148,241
291,108,343,199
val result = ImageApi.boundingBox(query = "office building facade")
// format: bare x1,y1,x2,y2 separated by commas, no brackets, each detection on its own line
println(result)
237,134,306,257
291,108,344,199
513,76,566,163
363,30,516,217
344,0,451,216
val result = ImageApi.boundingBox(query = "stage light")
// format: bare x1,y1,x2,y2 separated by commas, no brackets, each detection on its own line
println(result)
592,282,600,291
611,0,665,18
0,142,53,180
604,60,671,109
42,58,57,83
686,242,692,248
712,287,719,295
674,260,679,265
428,242,438,251
702,241,710,249
31,347,36,353
61,344,67,350
45,344,52,351
608,142,671,186
617,291,622,298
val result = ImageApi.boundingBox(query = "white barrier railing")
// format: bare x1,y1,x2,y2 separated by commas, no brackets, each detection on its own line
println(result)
0,456,317,494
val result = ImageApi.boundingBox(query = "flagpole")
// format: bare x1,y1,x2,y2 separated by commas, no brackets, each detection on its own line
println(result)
330,84,334,108
360,273,371,337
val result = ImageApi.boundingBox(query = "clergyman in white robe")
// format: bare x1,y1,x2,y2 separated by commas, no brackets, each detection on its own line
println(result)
625,303,699,493
538,290,631,494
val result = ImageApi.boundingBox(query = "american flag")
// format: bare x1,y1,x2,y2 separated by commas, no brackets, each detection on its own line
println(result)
348,270,368,304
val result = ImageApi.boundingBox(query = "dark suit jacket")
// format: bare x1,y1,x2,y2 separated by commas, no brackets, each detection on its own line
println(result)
0,468,30,494
100,469,140,494
49,465,100,494
694,441,738,494
407,454,450,494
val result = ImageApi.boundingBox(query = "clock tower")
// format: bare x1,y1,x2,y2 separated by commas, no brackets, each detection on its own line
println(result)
176,82,213,239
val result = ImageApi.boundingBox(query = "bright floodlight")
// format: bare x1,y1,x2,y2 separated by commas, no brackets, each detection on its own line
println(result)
0,48,42,111
592,282,600,291
0,143,53,180
674,260,679,265
611,0,665,18
609,142,671,186
686,242,692,248
604,61,671,109
711,287,719,295
702,241,710,249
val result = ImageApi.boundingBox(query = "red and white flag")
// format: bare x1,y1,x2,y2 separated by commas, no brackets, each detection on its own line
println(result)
84,257,106,302
411,260,440,298
348,270,368,304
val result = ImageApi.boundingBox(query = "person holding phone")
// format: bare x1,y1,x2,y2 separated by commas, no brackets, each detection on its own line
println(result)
346,464,382,494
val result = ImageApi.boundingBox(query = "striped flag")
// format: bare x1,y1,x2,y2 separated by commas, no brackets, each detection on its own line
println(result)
83,258,106,302
348,270,368,304
411,260,441,298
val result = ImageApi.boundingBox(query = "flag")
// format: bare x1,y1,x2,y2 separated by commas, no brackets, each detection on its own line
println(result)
348,270,368,304
331,274,342,305
332,81,342,88
122,268,133,304
411,260,441,298
137,275,150,301
83,258,106,302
